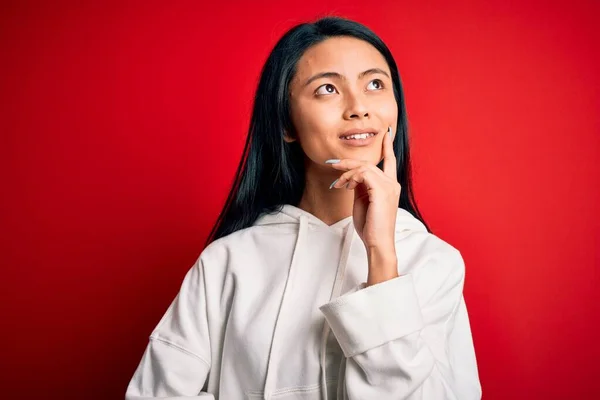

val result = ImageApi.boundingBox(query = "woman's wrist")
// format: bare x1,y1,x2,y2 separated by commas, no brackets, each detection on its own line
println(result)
366,246,398,286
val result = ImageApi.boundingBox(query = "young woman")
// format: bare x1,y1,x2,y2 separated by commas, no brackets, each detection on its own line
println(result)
126,16,482,400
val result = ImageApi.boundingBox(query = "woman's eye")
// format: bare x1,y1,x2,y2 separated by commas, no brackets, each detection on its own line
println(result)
367,79,384,91
315,84,338,96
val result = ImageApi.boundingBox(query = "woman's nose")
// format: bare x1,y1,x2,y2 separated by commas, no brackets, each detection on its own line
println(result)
343,92,370,120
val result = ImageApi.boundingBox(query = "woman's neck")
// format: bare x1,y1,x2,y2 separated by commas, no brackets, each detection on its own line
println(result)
297,163,354,226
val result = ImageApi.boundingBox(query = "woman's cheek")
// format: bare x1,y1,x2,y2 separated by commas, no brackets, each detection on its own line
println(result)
383,95,398,121
301,104,337,135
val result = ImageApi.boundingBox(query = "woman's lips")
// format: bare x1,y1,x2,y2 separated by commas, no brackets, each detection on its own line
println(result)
339,132,379,147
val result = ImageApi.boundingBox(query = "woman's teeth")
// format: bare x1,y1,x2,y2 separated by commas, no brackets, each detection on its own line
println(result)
341,133,376,140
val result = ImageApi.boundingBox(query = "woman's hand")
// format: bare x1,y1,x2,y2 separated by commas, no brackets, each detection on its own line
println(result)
327,127,401,286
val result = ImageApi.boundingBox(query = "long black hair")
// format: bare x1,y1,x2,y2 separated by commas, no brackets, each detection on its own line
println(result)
205,16,430,246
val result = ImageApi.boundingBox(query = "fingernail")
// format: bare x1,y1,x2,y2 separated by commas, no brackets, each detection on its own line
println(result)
329,178,339,189
388,126,392,140
325,159,340,164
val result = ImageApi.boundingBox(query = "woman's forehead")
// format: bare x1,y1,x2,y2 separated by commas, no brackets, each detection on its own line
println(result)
293,37,389,82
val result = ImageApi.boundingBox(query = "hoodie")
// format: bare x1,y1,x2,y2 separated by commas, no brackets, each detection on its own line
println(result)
125,204,482,399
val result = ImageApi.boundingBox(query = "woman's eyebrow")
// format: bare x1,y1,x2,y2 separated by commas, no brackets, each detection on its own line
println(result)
304,68,390,87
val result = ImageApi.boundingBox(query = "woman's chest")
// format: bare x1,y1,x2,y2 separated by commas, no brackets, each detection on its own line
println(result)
219,235,368,396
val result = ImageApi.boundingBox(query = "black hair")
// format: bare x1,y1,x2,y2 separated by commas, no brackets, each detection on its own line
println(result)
205,16,430,246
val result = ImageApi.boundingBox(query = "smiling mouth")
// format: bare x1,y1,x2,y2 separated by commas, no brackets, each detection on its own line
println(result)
339,132,378,140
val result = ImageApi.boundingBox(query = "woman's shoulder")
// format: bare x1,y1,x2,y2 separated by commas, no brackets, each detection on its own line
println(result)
395,219,466,286
198,222,286,271
394,209,463,264
403,231,467,296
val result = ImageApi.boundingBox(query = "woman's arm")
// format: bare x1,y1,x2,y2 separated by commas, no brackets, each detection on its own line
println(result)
319,249,482,399
126,257,215,399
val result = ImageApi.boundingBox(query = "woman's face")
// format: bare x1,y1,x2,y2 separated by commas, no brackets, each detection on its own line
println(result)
288,36,398,168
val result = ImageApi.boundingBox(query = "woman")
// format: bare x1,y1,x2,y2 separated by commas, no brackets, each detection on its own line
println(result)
126,16,482,400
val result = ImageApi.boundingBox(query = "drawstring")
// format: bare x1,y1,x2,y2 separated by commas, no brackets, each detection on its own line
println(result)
319,222,355,400
262,215,309,400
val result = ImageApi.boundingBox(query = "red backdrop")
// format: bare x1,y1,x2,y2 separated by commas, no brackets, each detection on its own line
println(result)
2,1,599,399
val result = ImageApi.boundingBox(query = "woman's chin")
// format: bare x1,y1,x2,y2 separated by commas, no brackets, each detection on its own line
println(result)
338,148,381,163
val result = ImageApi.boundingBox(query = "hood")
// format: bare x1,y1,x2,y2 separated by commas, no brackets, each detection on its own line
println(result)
255,203,427,239
253,204,427,400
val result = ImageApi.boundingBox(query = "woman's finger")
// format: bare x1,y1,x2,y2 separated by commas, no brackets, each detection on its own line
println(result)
326,159,386,183
346,169,387,195
383,126,398,181
331,166,382,191
326,158,372,171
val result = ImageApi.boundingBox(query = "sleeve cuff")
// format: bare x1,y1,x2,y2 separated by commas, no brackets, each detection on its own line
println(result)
318,274,424,357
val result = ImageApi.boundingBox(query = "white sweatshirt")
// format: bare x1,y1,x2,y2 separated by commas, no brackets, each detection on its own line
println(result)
126,204,482,399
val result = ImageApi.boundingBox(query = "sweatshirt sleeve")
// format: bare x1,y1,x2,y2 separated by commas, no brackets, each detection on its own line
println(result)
125,256,215,400
319,249,482,399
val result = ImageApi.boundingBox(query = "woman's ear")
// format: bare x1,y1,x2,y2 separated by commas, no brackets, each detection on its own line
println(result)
283,130,297,143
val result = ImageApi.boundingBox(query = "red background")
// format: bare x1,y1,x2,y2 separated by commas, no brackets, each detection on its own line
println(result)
2,1,599,399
